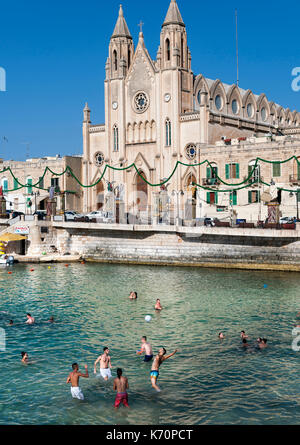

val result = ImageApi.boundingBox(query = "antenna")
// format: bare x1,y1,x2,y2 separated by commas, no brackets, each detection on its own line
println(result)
235,9,239,87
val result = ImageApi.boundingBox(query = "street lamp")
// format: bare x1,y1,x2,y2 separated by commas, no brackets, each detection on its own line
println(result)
171,190,184,226
289,190,299,221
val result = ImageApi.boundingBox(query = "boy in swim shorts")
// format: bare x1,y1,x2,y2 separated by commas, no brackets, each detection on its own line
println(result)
136,336,153,362
113,368,129,409
150,347,178,392
66,363,89,400
94,347,112,380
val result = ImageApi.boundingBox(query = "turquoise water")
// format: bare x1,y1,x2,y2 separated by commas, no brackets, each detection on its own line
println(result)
0,262,300,425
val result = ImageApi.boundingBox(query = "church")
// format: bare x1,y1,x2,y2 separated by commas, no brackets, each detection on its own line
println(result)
82,0,300,223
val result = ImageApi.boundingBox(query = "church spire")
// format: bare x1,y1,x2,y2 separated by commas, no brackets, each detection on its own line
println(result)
162,0,185,28
112,5,132,39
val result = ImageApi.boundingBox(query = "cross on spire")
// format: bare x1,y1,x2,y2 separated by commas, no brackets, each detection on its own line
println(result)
138,20,144,33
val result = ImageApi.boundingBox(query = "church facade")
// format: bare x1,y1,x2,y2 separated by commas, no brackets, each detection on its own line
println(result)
82,0,300,223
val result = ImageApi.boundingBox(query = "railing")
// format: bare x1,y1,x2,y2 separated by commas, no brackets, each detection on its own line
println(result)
202,178,221,186
289,175,300,184
8,216,20,225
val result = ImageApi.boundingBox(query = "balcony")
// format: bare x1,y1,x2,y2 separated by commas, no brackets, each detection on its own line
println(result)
202,178,220,187
244,176,264,186
289,175,300,185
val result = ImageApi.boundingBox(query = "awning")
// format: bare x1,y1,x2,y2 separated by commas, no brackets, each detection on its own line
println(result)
0,233,26,242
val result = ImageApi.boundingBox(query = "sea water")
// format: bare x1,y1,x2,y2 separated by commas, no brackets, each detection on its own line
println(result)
0,263,299,425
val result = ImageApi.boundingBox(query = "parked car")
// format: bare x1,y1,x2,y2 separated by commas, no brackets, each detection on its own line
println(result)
33,210,47,220
64,211,85,221
86,211,105,221
11,211,25,219
204,217,216,227
279,216,295,224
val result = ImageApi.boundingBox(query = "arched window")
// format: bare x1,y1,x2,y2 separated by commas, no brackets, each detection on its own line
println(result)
166,39,170,61
113,125,119,152
165,119,171,146
113,50,118,71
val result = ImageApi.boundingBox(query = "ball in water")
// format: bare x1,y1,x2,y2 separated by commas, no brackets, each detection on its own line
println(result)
264,284,268,288
145,315,152,322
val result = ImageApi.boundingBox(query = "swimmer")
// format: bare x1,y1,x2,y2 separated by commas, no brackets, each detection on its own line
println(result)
150,347,178,392
155,299,163,311
129,292,137,300
240,330,248,339
258,338,268,349
136,336,153,362
66,363,89,400
113,368,129,409
26,313,35,325
218,332,225,339
94,347,112,380
241,338,249,348
8,320,13,326
21,351,29,364
48,316,54,323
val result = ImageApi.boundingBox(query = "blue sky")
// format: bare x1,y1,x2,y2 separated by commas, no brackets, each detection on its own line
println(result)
0,0,299,160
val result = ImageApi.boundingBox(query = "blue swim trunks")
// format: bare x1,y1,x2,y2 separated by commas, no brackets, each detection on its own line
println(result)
144,355,153,362
150,370,159,379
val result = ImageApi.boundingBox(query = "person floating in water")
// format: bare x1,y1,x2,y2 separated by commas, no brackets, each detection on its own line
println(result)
21,351,29,364
218,332,225,339
113,368,129,409
150,348,178,392
94,347,112,380
48,316,54,323
8,320,13,326
155,299,163,311
66,363,89,400
26,313,35,324
137,336,153,362
129,292,137,300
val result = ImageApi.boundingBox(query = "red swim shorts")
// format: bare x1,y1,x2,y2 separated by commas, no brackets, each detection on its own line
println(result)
114,392,129,408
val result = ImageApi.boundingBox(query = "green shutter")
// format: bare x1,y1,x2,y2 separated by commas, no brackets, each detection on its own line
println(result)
27,178,32,194
273,163,281,177
257,191,261,203
13,178,18,189
215,192,218,205
297,162,300,180
236,163,240,179
233,191,237,206
248,191,252,204
225,164,230,179
207,167,212,179
206,192,210,204
3,179,8,192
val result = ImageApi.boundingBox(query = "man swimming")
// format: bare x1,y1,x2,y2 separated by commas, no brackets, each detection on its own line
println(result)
26,313,35,324
150,347,178,392
113,368,129,409
94,347,112,380
258,338,268,349
137,336,153,362
129,292,137,300
66,363,89,400
21,351,29,364
155,299,162,311
218,332,225,339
